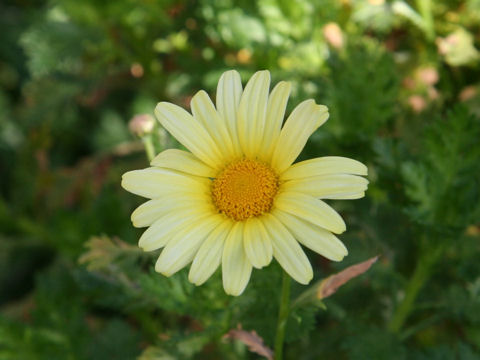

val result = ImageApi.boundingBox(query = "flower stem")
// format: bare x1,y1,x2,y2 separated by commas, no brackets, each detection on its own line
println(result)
274,270,291,360
416,0,435,41
141,135,156,162
388,245,443,334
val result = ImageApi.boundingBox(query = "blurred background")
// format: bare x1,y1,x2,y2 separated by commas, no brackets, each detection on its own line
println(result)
1,0,480,359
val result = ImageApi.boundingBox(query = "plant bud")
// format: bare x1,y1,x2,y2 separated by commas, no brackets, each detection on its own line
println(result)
128,114,155,136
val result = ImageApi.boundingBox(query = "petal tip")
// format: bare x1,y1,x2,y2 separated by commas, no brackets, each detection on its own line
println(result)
224,287,243,297
154,101,169,114
130,217,142,228
120,173,134,192
331,249,348,262
317,104,329,113
138,236,148,250
187,272,201,286
154,262,171,276
222,69,241,78
256,69,271,77
363,165,369,176
336,225,347,234
296,272,313,285
191,89,209,103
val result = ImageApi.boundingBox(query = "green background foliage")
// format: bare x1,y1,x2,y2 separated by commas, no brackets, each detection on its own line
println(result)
1,0,480,358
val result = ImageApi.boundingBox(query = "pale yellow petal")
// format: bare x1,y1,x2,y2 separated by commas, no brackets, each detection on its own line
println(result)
274,191,346,234
260,81,291,162
191,90,236,161
155,102,223,169
222,222,252,296
271,100,329,174
189,219,233,285
282,156,368,180
121,167,210,199
243,217,273,269
155,214,223,276
282,174,369,199
237,70,271,158
262,213,313,284
330,192,366,200
139,209,213,251
273,209,348,261
132,199,167,228
131,193,212,228
151,149,216,177
216,70,243,157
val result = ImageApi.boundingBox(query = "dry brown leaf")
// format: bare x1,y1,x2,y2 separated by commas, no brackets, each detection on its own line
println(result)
317,256,379,299
224,325,273,360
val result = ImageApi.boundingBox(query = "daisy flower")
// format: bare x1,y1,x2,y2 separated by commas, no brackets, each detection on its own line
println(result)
122,70,368,296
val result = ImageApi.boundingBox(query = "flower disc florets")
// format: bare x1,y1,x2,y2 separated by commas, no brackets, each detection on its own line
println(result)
212,159,279,221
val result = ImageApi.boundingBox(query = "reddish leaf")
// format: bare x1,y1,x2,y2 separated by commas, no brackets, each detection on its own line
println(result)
224,325,273,360
317,256,379,299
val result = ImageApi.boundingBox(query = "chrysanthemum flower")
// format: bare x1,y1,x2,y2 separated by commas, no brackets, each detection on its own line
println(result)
122,70,368,296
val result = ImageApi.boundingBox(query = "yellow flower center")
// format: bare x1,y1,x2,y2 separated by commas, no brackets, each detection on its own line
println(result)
211,159,279,221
